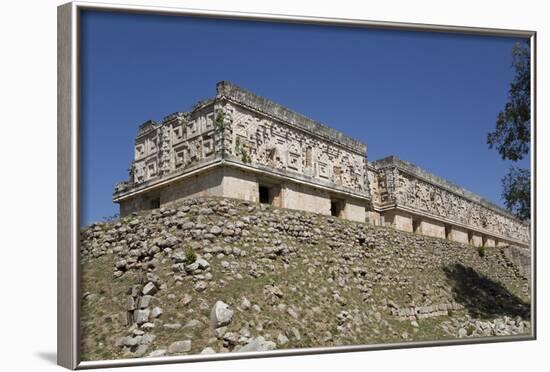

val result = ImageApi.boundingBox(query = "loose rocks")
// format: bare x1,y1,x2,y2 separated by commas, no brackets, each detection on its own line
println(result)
210,301,234,328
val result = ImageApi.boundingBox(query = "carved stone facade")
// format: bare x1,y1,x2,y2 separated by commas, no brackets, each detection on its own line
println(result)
366,157,529,246
113,81,530,247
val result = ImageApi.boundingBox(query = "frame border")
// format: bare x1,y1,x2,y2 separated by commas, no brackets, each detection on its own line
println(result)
57,1,537,369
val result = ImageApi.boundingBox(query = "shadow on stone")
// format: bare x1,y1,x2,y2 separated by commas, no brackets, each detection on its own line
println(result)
443,263,530,319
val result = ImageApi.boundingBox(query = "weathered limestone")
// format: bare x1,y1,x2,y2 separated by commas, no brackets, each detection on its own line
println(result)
419,219,446,240
449,226,469,244
471,233,483,247
370,157,530,247
113,81,530,248
210,301,234,328
484,237,496,248
114,81,371,223
221,168,258,203
385,211,413,233
366,211,381,226
282,182,330,216
341,198,367,223
501,245,531,279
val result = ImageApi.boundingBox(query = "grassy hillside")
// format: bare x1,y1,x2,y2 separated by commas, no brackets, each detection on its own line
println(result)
80,197,531,361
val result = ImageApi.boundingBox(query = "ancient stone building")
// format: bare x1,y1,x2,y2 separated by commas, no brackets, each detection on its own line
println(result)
366,157,529,247
113,81,530,248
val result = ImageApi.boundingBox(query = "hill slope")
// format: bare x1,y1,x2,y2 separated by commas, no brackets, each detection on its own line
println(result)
80,197,531,361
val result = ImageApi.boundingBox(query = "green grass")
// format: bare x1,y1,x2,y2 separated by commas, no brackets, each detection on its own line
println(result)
79,197,531,360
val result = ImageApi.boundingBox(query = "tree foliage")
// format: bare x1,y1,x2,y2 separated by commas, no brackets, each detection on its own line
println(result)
487,42,531,162
502,167,530,221
487,41,531,221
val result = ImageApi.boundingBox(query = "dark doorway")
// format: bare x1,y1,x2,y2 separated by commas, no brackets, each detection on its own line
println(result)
445,225,452,240
150,197,160,209
413,218,421,233
259,185,270,204
330,199,344,218
259,184,281,206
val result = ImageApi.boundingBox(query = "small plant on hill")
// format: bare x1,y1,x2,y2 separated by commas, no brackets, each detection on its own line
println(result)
185,248,197,264
478,245,486,258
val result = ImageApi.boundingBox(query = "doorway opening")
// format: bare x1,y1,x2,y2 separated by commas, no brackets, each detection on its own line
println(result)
259,185,270,204
413,218,421,234
258,184,281,206
330,199,345,218
445,225,452,240
149,197,160,210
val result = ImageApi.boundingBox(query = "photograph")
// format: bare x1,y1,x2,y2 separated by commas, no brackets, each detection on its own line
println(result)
71,5,533,365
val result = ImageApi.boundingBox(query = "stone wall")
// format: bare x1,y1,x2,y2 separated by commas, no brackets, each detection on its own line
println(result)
114,81,372,222
81,195,531,360
384,211,413,232
218,98,369,198
119,164,366,222
117,82,371,202
501,245,532,279
449,226,469,245
371,156,530,245
114,82,529,247
221,167,261,203
419,218,446,240
390,302,465,321
160,167,225,205
342,198,368,222
216,81,366,154
281,182,331,216
128,103,222,189
119,166,225,216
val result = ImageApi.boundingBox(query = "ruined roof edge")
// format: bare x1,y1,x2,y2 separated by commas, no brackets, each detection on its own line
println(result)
373,155,529,224
216,81,367,155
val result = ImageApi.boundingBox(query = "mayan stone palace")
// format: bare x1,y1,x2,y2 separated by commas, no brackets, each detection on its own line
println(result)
113,81,530,248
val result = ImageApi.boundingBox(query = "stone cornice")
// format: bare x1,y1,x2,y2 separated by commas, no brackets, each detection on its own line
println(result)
113,159,371,204
113,158,223,202
373,156,529,225
216,81,367,156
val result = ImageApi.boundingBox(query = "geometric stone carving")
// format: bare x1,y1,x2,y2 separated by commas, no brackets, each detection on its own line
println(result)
113,81,529,247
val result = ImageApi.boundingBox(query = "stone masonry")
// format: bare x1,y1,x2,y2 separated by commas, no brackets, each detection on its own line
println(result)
113,81,530,248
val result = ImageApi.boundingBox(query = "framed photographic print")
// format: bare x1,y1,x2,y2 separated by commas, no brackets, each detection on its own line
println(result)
57,1,536,369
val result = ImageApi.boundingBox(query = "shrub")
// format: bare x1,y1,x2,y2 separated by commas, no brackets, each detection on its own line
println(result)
185,248,197,264
478,245,486,257
215,110,225,131
241,150,251,163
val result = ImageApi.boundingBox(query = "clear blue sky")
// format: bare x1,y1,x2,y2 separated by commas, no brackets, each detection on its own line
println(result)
80,10,530,227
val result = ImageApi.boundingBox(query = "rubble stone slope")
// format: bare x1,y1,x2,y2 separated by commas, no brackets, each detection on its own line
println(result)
80,197,531,361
